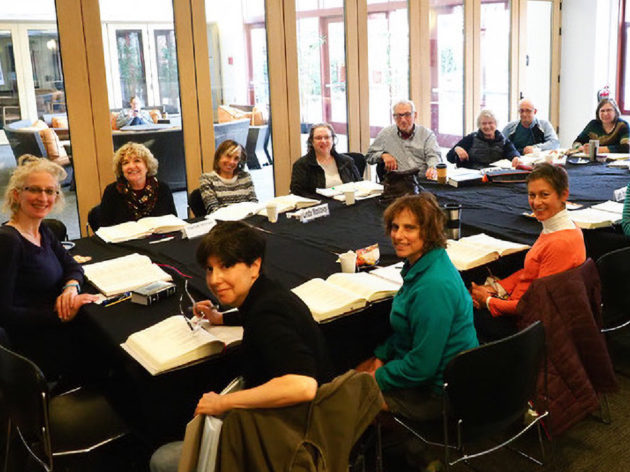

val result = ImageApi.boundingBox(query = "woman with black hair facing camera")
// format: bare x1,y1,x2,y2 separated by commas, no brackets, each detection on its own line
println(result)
290,122,361,197
150,221,332,471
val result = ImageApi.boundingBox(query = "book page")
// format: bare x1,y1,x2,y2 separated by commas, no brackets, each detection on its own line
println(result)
83,253,172,296
326,272,400,302
459,233,530,256
207,201,264,221
125,315,222,373
204,325,243,348
446,240,499,271
291,278,367,322
257,194,321,214
569,208,620,229
370,263,404,286
591,200,624,216
137,214,188,233
95,221,151,243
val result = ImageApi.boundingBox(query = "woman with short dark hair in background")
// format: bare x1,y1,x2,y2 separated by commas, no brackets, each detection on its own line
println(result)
290,122,361,197
573,98,629,154
0,155,99,377
471,163,586,342
100,142,176,226
199,139,258,214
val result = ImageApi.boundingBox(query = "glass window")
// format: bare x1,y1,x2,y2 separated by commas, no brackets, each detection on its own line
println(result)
618,0,630,114
296,0,349,153
480,0,511,127
524,0,552,120
367,1,409,140
28,30,67,118
100,0,188,217
0,30,21,128
429,0,464,148
205,0,274,202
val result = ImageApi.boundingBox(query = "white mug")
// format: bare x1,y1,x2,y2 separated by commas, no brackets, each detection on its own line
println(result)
266,203,279,223
339,251,357,273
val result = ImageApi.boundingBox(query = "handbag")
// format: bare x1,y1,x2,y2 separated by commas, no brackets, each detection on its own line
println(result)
379,167,424,203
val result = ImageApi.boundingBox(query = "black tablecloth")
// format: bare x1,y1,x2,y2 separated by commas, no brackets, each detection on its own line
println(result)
70,160,629,442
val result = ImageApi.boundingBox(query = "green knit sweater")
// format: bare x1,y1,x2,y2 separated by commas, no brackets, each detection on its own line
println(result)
374,248,478,393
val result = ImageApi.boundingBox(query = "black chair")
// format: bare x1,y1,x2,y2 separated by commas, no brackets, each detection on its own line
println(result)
42,219,67,242
87,204,102,233
393,321,549,470
188,188,206,218
597,246,630,334
0,343,128,471
346,152,367,177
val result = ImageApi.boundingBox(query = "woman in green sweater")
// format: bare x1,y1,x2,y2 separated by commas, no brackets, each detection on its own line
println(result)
572,98,629,154
357,193,478,422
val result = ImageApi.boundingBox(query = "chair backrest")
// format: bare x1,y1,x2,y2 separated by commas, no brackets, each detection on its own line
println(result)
188,188,207,217
0,344,52,468
444,321,545,440
4,120,48,161
42,218,68,241
214,118,250,149
346,152,366,177
597,246,630,330
88,204,103,232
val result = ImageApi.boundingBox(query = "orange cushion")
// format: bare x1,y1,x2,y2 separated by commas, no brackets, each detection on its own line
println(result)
39,127,68,161
111,112,119,130
51,116,69,129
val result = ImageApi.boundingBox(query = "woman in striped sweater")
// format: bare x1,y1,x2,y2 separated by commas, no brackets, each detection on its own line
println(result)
199,140,258,214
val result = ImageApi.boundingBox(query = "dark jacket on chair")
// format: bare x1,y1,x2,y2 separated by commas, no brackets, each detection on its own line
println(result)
290,150,361,198
216,370,383,472
516,259,618,435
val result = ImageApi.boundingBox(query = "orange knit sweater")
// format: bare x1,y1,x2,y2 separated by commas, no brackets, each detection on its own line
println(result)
489,226,586,317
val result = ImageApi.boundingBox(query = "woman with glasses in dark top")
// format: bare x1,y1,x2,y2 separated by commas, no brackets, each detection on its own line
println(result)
0,155,98,377
290,122,361,197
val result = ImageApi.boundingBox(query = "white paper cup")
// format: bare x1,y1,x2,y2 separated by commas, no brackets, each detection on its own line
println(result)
344,190,356,205
266,203,279,223
339,251,357,273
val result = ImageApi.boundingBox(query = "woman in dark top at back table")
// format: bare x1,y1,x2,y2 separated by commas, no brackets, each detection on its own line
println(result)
290,122,361,197
100,142,176,226
0,155,99,378
572,98,629,154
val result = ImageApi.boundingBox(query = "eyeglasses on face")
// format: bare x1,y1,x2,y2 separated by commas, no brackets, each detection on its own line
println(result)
519,108,535,113
313,135,333,141
393,112,413,119
22,186,59,196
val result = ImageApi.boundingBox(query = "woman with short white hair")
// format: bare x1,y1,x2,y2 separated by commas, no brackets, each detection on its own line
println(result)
446,109,519,168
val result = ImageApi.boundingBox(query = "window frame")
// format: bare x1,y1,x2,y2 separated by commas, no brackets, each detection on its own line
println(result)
617,0,630,114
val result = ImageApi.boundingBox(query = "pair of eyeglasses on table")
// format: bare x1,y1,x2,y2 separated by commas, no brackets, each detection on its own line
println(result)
179,279,205,332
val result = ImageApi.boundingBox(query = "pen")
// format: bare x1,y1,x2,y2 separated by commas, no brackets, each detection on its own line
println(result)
103,292,131,307
150,236,175,244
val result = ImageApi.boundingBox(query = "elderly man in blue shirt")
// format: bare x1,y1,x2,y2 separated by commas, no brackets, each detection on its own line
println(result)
502,98,559,155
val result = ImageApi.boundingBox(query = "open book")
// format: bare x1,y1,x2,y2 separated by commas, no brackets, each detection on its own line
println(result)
292,272,402,322
256,194,321,214
95,214,188,243
121,315,243,375
446,233,530,271
316,181,384,200
83,253,173,296
206,201,264,221
569,201,623,229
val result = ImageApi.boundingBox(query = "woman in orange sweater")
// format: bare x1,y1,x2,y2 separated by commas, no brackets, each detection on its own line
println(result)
471,163,586,342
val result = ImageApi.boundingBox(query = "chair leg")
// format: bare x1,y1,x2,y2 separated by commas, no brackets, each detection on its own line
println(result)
599,393,611,424
3,418,10,472
375,420,383,472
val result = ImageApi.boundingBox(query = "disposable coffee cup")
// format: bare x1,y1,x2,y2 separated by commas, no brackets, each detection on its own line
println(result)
589,139,599,161
339,251,357,273
266,202,279,223
436,163,447,184
344,190,356,206
443,203,462,240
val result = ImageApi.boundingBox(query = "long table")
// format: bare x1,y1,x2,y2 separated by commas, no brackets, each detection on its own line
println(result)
72,160,629,444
